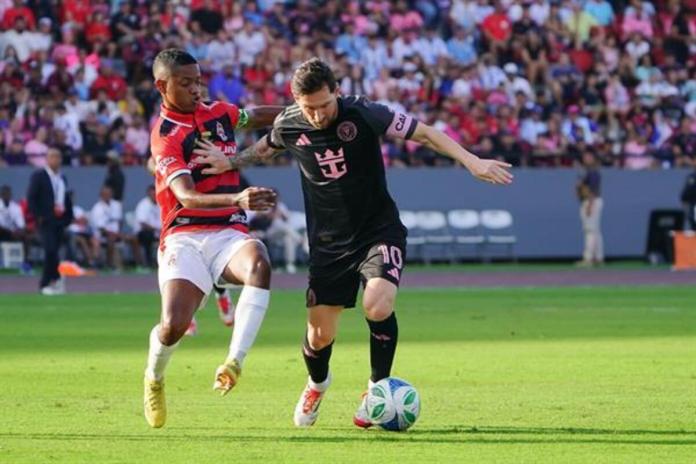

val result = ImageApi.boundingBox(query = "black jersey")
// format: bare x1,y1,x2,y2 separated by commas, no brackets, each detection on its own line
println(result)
268,96,417,263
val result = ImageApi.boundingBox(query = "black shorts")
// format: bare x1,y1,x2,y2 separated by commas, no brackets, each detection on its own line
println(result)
306,239,406,309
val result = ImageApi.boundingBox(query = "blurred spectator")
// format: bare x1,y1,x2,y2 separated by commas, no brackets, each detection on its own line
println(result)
562,105,595,146
64,190,97,268
584,0,614,27
681,168,696,230
90,63,127,101
104,153,125,201
0,184,27,246
249,192,305,274
0,15,32,62
2,0,36,30
576,151,603,266
208,63,245,105
89,184,142,271
133,184,160,269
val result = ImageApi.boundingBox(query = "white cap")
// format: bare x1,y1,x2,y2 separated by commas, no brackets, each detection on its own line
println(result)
503,62,518,74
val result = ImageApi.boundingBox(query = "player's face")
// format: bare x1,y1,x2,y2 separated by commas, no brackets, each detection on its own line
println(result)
294,85,339,129
157,64,202,114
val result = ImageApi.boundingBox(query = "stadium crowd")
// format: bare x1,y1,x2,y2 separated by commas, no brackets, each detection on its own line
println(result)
0,0,695,171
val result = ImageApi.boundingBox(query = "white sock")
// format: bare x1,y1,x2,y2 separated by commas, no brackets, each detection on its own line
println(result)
309,372,332,392
227,286,270,367
144,325,178,381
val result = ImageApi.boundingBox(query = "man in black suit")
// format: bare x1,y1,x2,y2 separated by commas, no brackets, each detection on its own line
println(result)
27,148,73,294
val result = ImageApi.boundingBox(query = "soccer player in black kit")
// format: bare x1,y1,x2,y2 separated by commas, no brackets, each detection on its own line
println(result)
193,58,513,428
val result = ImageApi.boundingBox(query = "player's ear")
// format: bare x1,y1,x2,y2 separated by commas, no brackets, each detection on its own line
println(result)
154,79,168,95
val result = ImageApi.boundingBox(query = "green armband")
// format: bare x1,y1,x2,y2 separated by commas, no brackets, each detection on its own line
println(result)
237,109,249,129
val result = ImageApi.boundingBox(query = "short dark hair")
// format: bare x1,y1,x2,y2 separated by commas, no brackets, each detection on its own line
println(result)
291,58,337,96
153,49,197,79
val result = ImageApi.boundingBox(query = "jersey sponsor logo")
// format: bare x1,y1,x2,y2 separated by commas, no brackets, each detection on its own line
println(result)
228,212,248,224
336,121,357,142
216,121,228,141
314,148,347,180
220,144,237,154
157,156,177,175
296,133,311,146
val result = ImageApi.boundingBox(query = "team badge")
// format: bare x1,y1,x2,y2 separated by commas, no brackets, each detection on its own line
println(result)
216,121,228,141
337,121,357,142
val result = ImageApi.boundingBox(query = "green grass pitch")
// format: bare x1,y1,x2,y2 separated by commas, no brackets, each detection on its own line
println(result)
1,286,695,463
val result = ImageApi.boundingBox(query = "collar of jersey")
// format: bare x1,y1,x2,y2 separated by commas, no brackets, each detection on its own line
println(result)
160,104,196,128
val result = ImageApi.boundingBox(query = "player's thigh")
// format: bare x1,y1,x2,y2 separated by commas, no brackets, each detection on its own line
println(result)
158,233,213,312
220,239,271,287
306,304,344,348
159,278,205,332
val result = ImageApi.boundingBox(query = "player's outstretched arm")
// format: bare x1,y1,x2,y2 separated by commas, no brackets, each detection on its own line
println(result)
146,157,156,175
409,122,514,185
193,135,282,175
169,174,276,210
243,106,286,129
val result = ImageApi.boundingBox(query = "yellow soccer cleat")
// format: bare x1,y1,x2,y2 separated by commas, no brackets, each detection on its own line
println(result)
144,377,166,428
213,358,241,396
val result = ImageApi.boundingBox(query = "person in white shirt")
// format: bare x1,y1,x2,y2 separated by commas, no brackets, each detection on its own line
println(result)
206,29,237,72
248,192,306,274
0,184,25,240
416,29,449,66
133,185,161,268
503,62,534,100
90,185,143,271
65,196,97,268
0,16,32,63
0,184,30,268
234,22,266,67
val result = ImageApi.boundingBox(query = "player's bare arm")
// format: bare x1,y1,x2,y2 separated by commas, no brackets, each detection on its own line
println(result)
193,134,282,175
244,106,285,129
169,174,276,210
146,156,156,175
409,122,514,185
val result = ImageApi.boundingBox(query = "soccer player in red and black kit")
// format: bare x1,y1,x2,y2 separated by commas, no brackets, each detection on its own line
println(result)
143,49,283,428
194,58,513,428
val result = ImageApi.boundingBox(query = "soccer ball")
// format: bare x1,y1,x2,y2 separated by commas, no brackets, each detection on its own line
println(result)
366,377,420,431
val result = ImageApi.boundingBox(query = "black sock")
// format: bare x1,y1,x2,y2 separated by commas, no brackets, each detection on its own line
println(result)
213,285,224,295
302,334,333,384
367,312,398,382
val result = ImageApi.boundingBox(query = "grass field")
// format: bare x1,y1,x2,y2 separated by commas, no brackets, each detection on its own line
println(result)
1,286,695,463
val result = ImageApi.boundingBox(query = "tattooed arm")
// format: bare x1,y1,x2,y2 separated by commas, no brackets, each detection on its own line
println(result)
193,135,283,175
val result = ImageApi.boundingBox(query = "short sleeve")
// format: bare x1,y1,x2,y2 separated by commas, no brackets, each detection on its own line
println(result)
267,112,287,149
151,136,190,186
353,97,418,140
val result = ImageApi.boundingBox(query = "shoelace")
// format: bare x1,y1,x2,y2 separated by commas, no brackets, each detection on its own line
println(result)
302,388,322,414
147,384,162,410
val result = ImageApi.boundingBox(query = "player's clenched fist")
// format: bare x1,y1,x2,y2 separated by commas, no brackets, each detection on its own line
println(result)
235,187,277,210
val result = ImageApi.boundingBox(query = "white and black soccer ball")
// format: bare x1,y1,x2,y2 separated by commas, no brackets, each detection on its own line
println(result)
366,377,420,431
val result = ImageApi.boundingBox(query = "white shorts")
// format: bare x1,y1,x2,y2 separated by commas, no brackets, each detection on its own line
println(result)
157,228,261,297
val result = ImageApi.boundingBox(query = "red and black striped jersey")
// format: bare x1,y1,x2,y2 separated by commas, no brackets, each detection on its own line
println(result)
150,101,250,243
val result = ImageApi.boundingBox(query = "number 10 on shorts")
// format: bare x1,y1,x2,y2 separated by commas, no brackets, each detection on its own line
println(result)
378,244,404,282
